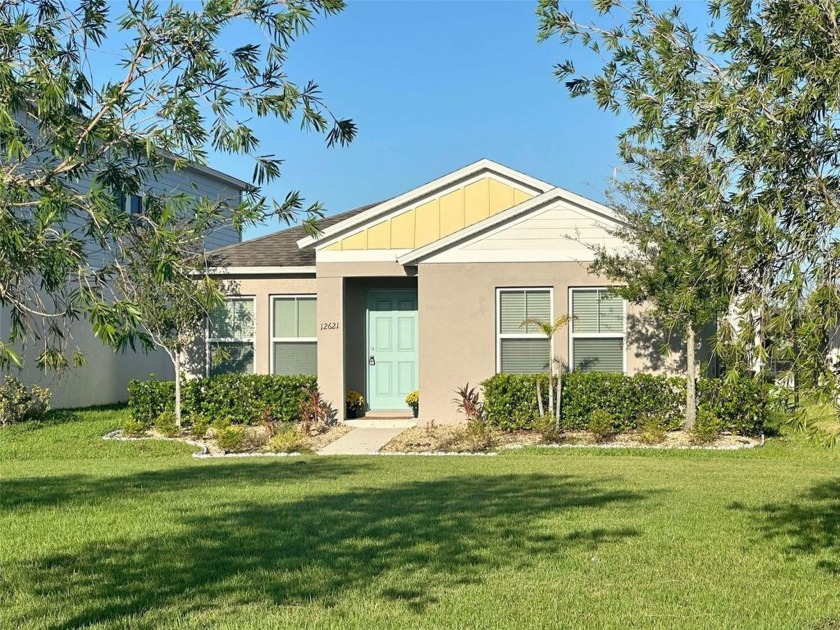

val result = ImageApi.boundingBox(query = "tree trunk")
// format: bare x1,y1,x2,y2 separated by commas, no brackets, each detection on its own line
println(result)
555,359,562,427
547,361,554,419
174,351,182,429
685,326,697,431
536,378,544,417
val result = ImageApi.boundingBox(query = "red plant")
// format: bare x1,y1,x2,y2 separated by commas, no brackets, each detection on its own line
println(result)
453,383,484,421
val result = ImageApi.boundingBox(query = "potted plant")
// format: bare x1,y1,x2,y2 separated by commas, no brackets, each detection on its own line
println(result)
405,390,419,418
345,391,365,419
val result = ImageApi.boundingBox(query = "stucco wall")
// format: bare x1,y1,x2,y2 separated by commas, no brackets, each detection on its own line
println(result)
416,262,691,423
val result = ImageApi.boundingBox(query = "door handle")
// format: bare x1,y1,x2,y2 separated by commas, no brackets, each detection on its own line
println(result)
369,355,376,366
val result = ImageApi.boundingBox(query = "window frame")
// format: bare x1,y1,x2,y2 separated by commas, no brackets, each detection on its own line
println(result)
205,295,257,377
495,287,554,374
568,286,627,374
269,294,318,376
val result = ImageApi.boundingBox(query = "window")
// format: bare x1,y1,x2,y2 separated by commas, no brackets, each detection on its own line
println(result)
496,288,552,374
570,288,625,373
114,190,143,215
271,296,317,376
207,297,255,376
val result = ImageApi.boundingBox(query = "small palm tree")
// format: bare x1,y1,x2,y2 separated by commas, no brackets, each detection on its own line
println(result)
522,315,573,425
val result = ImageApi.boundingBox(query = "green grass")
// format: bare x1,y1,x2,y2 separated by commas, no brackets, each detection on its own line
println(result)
2,407,840,629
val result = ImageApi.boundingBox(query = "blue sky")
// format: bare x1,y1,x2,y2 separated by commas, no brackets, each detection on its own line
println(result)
92,1,712,240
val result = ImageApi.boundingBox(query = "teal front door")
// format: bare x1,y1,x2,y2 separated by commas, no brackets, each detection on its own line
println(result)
367,290,418,410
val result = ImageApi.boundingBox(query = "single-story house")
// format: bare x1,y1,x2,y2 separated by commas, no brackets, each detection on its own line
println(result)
204,159,694,422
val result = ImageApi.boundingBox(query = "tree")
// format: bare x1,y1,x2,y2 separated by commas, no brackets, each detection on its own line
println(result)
590,145,731,429
522,315,572,424
0,0,355,372
537,0,840,408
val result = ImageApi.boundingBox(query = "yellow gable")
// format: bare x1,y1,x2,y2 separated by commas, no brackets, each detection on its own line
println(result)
324,177,533,251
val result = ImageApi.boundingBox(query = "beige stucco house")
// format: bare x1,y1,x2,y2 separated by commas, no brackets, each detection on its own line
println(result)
205,159,686,423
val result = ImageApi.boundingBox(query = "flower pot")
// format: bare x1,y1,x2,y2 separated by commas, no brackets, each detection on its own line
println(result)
346,407,359,419
411,406,418,418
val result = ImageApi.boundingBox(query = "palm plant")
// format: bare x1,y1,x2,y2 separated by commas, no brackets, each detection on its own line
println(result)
521,315,573,425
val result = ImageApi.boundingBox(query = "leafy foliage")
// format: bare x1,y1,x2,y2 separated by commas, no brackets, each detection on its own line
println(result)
0,0,354,372
0,377,51,426
588,410,617,443
268,424,308,454
127,374,317,425
405,391,419,409
154,411,179,438
453,383,484,421
298,391,337,436
690,408,725,445
215,425,247,453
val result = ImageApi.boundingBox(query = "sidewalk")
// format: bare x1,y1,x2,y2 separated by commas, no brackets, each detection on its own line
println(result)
317,426,406,455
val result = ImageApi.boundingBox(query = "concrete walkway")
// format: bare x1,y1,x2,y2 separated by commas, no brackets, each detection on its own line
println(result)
318,426,407,455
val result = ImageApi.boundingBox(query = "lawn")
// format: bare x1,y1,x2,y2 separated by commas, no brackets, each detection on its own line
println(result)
2,408,840,629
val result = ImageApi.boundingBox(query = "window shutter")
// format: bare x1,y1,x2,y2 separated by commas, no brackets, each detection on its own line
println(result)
500,338,550,374
210,299,255,339
499,291,526,334
209,341,255,376
598,293,624,332
572,290,599,333
273,298,297,338
525,290,551,332
297,298,317,337
273,342,317,376
573,338,624,372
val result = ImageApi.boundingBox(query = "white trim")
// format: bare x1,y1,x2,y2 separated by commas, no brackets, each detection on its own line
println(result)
568,287,627,374
269,294,318,376
315,249,413,263
416,250,598,264
495,287,555,374
206,265,316,276
296,159,555,249
206,295,257,377
399,190,622,266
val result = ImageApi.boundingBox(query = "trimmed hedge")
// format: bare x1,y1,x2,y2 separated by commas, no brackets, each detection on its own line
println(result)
127,374,318,425
481,372,768,436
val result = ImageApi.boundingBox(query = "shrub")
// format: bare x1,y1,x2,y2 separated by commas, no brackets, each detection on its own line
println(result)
121,417,148,437
216,425,247,452
453,383,483,421
463,417,493,451
212,416,232,432
190,414,211,439
268,424,307,453
638,414,667,445
589,409,617,442
481,373,549,430
698,375,767,436
691,407,724,445
299,391,337,435
533,413,563,443
346,391,364,411
0,377,51,425
127,374,317,425
154,411,179,437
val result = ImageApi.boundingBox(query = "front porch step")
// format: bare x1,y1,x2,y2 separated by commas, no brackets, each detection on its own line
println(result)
362,410,414,419
344,419,417,429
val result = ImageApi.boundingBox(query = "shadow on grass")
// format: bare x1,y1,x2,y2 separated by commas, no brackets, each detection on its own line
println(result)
734,478,840,574
5,468,648,629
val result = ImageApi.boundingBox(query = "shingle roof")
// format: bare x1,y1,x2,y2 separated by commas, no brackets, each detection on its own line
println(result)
207,202,380,269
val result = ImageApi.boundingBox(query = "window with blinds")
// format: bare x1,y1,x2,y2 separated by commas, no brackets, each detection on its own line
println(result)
497,289,551,374
272,296,317,376
570,288,625,372
207,297,256,376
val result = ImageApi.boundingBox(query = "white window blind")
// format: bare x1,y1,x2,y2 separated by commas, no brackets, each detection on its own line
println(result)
570,288,625,372
207,297,256,375
497,289,552,374
272,296,317,376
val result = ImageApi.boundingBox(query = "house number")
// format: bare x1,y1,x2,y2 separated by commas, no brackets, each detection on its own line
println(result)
320,322,340,330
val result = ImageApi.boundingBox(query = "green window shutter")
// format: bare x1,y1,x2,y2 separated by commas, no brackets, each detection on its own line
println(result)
273,342,317,376
598,293,624,332
210,299,255,339
572,290,599,333
209,341,255,376
499,291,526,334
573,338,624,372
500,338,550,374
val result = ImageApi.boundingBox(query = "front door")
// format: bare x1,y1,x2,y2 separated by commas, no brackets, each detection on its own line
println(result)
367,290,418,410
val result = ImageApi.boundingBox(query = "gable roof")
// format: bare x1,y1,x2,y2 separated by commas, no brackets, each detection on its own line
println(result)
207,202,380,270
295,159,554,249
397,186,622,265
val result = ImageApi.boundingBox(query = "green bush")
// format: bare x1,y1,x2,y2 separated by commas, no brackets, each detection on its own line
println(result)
691,407,725,444
128,374,317,425
532,414,563,443
154,411,179,437
121,417,148,437
589,409,617,442
0,376,51,425
638,414,667,445
481,371,767,436
268,424,307,453
216,425,247,452
190,414,211,439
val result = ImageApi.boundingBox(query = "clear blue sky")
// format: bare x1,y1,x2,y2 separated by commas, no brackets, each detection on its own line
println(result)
92,1,712,240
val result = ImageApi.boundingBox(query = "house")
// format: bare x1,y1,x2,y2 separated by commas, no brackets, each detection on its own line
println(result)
4,159,251,409
204,159,693,422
